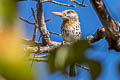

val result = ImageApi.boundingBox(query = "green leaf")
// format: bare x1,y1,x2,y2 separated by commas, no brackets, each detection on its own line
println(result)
0,60,34,80
0,0,16,26
86,60,101,80
118,63,120,72
48,40,90,72
68,40,90,64
48,40,101,79
48,45,70,72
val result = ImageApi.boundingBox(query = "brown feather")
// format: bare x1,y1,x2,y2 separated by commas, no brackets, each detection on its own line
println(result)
62,19,79,27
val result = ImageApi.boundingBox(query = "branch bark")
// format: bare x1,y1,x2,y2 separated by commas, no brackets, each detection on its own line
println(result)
37,0,51,45
85,27,105,43
24,27,106,54
25,57,48,62
90,0,120,51
41,0,76,7
19,17,35,25
70,0,88,7
31,8,38,41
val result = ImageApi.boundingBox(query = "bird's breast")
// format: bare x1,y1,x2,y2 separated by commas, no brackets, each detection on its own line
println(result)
61,23,81,42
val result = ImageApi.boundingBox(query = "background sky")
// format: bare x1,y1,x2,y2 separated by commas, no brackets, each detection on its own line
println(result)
17,0,120,80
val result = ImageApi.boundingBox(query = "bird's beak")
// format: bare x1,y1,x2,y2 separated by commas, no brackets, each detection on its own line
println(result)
52,12,63,17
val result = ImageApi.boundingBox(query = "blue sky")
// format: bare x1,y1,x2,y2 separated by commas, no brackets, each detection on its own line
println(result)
17,0,120,80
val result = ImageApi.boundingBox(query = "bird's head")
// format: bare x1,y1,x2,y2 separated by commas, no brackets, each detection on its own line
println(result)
52,9,79,21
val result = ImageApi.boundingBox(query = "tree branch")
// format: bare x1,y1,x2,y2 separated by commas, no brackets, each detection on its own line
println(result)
25,43,61,53
49,31,61,36
37,1,51,45
31,8,38,41
41,0,76,7
90,0,120,51
70,0,88,7
19,17,35,25
31,8,37,23
23,26,105,54
76,63,90,72
45,19,51,22
34,54,48,58
25,57,48,62
85,27,105,43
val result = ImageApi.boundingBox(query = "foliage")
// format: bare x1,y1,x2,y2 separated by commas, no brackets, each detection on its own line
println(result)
48,40,101,79
0,0,34,80
1,0,120,80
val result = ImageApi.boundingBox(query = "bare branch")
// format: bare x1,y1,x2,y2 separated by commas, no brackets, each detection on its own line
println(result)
85,27,105,43
19,17,35,25
25,42,61,53
25,54,48,62
30,8,38,41
49,31,61,36
41,0,76,7
23,27,105,54
25,57,48,62
37,1,51,45
90,0,120,51
76,63,90,72
19,17,38,41
31,8,37,22
45,19,51,22
34,54,48,58
32,26,38,41
70,0,88,7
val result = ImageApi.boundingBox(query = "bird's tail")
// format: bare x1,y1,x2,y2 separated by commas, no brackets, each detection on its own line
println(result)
69,64,76,77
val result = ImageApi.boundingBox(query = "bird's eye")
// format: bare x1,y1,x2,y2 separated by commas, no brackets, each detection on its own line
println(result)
67,11,71,14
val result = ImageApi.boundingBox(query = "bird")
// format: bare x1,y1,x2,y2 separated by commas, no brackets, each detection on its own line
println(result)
52,9,81,77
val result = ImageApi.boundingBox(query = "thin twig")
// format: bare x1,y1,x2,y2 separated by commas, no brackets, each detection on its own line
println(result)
31,8,38,41
76,63,90,72
45,19,51,22
19,17,35,25
32,26,38,41
31,8,37,23
19,17,49,26
49,31,61,36
26,54,48,59
70,0,88,7
41,0,76,7
34,54,48,58
29,8,37,18
29,6,38,70
25,57,48,62
29,54,35,72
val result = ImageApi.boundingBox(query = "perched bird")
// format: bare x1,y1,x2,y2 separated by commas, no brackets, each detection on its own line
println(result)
52,9,81,77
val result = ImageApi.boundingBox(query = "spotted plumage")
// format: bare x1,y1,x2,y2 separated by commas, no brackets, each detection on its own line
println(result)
61,22,81,42
52,9,81,77
52,9,81,42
